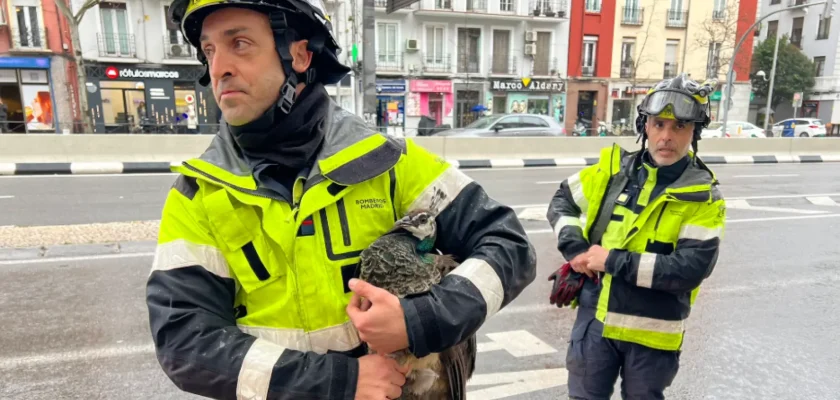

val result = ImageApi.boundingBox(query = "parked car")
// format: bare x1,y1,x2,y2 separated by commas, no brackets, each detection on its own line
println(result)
771,118,827,137
701,121,766,138
434,113,566,137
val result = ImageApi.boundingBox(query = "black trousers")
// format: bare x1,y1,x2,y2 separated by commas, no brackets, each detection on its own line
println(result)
566,308,681,400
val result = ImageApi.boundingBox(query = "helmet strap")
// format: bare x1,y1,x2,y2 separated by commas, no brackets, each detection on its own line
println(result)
269,11,320,114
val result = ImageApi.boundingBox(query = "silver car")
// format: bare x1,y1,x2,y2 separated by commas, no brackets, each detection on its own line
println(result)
435,113,566,137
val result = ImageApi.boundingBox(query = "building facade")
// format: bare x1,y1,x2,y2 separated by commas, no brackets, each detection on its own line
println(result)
0,0,82,133
73,0,218,133
755,0,839,126
371,0,571,134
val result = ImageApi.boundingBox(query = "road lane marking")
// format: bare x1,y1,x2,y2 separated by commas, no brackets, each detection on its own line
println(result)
0,343,155,370
731,174,799,178
536,180,562,185
0,172,179,179
477,330,557,357
466,368,567,399
727,199,827,214
0,252,155,265
807,196,839,206
0,195,13,199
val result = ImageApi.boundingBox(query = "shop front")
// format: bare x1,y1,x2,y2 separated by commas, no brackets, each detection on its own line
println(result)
487,78,566,124
565,80,608,135
608,84,651,135
84,63,217,134
406,80,453,135
375,79,406,136
0,57,58,134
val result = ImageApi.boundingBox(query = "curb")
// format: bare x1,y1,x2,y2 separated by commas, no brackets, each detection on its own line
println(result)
0,155,838,175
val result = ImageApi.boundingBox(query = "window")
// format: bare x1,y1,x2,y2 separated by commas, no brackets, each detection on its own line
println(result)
620,39,635,78
713,0,726,20
425,26,445,65
457,27,481,73
99,2,131,56
582,36,597,76
814,56,826,76
492,30,511,74
163,5,193,59
817,17,831,40
13,2,42,48
500,0,513,12
585,0,601,12
706,42,721,79
767,20,778,38
791,17,804,47
664,39,679,78
668,0,686,27
533,32,551,75
623,0,642,24
376,22,399,68
435,0,451,9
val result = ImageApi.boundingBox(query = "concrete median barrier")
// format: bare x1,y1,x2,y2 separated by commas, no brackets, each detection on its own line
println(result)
2,134,840,175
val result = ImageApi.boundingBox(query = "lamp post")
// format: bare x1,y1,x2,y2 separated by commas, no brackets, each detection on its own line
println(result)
721,0,827,134
763,28,781,136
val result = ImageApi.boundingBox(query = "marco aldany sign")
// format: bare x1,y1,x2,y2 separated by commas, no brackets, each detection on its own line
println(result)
491,78,564,92
106,66,180,79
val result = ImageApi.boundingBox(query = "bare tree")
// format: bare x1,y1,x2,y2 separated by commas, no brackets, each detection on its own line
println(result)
54,0,101,133
692,0,752,81
615,0,659,134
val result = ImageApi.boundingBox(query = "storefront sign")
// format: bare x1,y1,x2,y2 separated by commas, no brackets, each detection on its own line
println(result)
105,66,180,79
410,80,453,93
376,81,406,93
491,78,563,92
0,57,50,69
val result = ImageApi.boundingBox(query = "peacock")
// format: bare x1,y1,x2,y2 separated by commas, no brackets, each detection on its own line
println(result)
357,207,477,400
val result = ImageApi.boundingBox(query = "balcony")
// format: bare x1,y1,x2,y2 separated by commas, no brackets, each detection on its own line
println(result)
532,57,559,76
712,10,726,21
423,54,451,74
706,62,720,79
581,65,595,77
97,33,137,58
666,9,688,28
11,27,46,50
457,56,481,74
490,56,518,75
164,36,195,60
466,0,487,12
663,63,679,78
622,7,643,25
620,63,634,79
584,0,600,12
529,0,568,17
376,53,404,73
814,76,840,93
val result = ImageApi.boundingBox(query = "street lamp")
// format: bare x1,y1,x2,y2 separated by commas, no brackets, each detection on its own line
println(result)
721,0,828,135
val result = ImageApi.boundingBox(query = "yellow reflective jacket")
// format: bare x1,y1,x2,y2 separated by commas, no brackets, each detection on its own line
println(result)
146,101,537,400
547,144,726,351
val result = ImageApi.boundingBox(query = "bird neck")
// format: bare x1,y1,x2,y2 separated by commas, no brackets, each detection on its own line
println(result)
416,237,434,256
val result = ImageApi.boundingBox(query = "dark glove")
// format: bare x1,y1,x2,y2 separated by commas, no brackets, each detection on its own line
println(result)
548,262,586,308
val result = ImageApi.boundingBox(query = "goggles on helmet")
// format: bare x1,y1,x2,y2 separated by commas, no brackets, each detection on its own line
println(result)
639,89,707,122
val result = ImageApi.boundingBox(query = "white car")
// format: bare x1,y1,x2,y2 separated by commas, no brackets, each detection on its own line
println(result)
701,121,767,138
771,118,827,137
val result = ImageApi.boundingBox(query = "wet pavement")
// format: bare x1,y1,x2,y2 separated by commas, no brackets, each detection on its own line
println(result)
3,163,840,399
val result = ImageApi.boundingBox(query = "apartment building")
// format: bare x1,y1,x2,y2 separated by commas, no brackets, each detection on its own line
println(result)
71,0,217,133
0,0,82,133
370,0,571,132
755,0,839,125
567,0,758,134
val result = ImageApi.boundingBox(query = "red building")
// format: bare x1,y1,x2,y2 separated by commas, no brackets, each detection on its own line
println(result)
565,0,617,135
0,0,82,133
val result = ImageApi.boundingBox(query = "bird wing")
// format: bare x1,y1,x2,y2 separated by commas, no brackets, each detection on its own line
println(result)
439,334,477,400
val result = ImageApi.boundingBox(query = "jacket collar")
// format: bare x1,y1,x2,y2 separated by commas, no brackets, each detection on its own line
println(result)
617,146,719,203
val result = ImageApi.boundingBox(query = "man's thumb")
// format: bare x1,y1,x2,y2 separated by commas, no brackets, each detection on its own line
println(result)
349,278,376,297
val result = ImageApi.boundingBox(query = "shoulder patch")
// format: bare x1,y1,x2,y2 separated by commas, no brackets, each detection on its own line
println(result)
172,175,199,200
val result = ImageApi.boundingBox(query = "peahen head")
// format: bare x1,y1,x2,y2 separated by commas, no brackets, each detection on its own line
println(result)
394,208,437,243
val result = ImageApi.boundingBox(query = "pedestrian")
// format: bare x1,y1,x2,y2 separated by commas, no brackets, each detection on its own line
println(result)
546,73,726,400
146,0,537,399
0,98,8,133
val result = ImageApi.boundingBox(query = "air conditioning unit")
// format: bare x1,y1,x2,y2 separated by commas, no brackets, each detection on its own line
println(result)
524,43,537,55
525,30,538,42
406,39,419,51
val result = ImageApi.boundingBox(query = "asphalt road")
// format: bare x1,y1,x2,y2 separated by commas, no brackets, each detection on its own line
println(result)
3,163,840,399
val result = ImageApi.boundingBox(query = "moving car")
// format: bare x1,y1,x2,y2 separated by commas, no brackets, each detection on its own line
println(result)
771,118,827,137
701,121,766,138
434,113,566,137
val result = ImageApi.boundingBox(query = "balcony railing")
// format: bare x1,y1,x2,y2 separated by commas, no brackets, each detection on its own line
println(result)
581,65,595,77
434,0,452,10
423,54,451,74
706,62,720,79
664,63,679,78
466,0,487,12
666,9,688,28
11,27,45,49
164,36,195,59
620,63,634,79
585,0,600,12
622,7,643,25
712,10,726,21
532,57,558,76
814,76,840,92
529,0,568,17
457,55,481,73
376,52,404,72
490,56,518,75
97,32,137,58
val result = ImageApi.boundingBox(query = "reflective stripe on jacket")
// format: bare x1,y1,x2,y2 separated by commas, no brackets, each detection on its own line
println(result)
547,144,725,351
146,103,537,400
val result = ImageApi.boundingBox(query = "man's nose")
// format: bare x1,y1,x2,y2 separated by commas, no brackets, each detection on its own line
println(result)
208,48,235,82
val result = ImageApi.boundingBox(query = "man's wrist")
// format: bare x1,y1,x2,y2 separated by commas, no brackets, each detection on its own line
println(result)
399,297,431,358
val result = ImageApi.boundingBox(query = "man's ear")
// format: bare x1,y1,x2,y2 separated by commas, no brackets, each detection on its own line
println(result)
290,40,313,73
